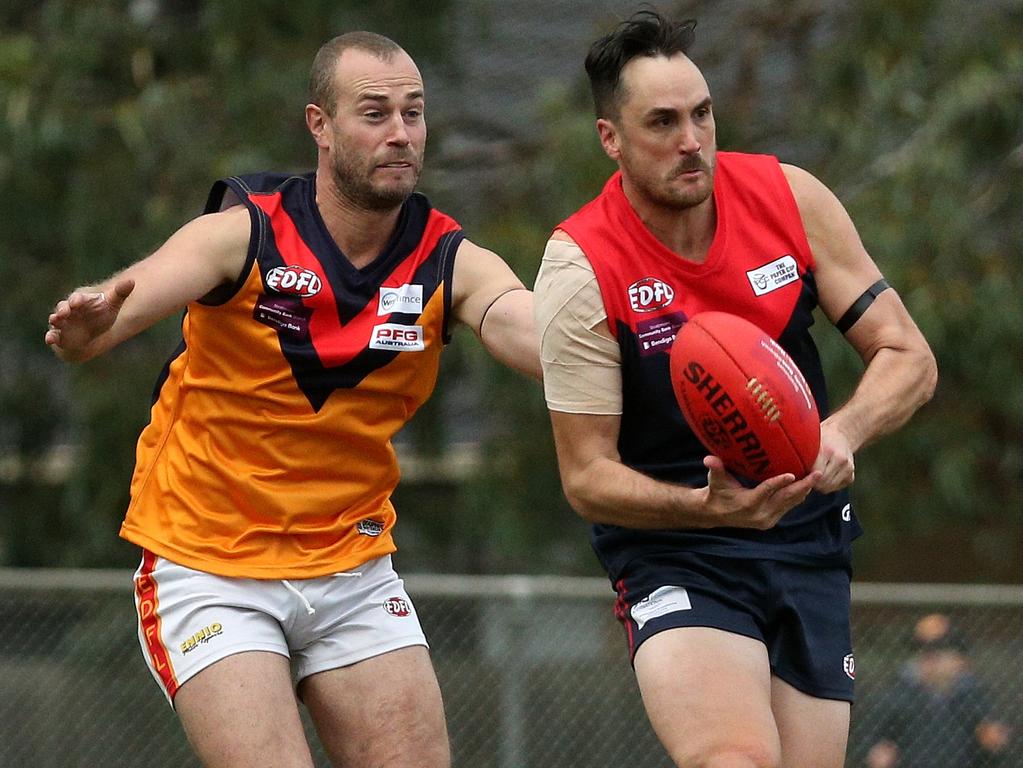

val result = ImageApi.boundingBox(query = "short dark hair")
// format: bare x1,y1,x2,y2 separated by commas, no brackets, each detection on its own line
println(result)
309,31,405,115
585,10,697,119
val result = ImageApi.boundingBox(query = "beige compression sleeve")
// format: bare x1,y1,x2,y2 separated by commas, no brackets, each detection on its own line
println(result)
533,238,622,414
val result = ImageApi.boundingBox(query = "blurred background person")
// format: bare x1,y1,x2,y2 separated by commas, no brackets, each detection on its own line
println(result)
863,613,1011,768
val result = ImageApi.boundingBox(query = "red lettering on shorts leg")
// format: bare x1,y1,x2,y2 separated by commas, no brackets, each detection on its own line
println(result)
135,551,179,698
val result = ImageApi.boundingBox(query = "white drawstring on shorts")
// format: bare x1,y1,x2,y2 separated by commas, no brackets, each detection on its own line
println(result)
281,571,362,616
281,580,316,615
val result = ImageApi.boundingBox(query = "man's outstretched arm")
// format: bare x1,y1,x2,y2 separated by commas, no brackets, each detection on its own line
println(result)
45,206,251,362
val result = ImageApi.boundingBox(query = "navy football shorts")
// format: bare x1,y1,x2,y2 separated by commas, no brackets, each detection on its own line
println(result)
612,551,855,702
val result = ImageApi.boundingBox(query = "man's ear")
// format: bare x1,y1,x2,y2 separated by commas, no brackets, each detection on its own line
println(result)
306,104,330,149
596,118,621,162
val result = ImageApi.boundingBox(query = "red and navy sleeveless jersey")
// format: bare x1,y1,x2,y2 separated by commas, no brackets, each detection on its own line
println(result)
120,172,463,579
559,152,859,577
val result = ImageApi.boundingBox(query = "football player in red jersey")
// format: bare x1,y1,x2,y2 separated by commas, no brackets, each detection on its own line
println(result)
46,32,537,768
534,10,936,768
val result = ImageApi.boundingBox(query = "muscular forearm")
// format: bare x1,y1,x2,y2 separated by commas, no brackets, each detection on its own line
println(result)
562,455,815,531
48,208,251,363
551,410,817,531
562,456,707,529
826,344,937,453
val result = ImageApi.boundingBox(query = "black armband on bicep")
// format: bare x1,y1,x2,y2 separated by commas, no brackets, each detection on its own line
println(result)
835,279,890,334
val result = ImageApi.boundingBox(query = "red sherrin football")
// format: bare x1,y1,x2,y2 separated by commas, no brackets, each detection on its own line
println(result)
668,311,821,482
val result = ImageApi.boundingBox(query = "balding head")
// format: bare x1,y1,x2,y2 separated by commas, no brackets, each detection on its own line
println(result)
309,31,408,116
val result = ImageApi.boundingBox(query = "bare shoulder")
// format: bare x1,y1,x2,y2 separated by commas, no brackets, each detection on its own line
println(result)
452,237,514,285
550,228,577,244
451,236,524,322
199,203,252,243
780,163,836,214
455,236,498,262
184,204,251,272
779,162,861,249
137,203,253,294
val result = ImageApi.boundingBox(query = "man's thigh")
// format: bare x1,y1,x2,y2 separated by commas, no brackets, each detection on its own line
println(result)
175,650,315,768
300,645,450,768
771,676,849,768
635,627,781,767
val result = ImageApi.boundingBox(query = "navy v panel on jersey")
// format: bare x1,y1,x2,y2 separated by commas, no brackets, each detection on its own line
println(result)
206,173,461,411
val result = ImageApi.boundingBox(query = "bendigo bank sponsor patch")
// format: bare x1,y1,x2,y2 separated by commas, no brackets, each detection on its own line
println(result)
253,295,312,339
636,312,685,357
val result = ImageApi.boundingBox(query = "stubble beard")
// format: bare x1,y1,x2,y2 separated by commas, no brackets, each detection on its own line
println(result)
631,153,716,211
329,144,424,212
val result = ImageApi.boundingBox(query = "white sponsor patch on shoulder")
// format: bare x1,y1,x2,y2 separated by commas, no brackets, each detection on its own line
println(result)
378,284,423,315
746,255,799,296
630,585,692,630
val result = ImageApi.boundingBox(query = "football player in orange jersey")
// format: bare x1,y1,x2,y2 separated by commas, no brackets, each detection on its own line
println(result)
46,32,538,768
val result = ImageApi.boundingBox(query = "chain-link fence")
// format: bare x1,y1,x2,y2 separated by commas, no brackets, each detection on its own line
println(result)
1,570,1020,767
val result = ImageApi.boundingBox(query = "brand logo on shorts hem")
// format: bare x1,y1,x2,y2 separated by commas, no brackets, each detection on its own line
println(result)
378,284,423,315
356,519,385,537
746,255,798,297
180,622,224,654
630,585,692,630
843,653,856,680
383,597,411,617
369,324,425,351
841,503,852,522
266,265,322,298
627,277,675,313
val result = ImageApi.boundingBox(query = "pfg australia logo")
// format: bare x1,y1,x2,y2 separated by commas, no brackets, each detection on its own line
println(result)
266,265,322,298
383,597,411,617
843,653,856,680
369,323,425,351
628,277,675,313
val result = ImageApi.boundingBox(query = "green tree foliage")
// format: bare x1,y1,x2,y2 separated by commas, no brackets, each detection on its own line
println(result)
4,0,1022,580
453,0,1023,579
1,0,456,566
795,2,1023,579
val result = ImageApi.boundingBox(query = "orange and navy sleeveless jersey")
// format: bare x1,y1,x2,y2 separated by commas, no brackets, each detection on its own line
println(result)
120,172,463,579
558,152,859,576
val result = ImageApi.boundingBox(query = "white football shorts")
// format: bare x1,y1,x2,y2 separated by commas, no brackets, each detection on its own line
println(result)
132,552,428,706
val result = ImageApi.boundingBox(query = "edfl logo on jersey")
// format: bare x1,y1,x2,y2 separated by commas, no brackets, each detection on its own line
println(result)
628,277,675,313
384,597,411,617
265,265,322,297
843,653,856,680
